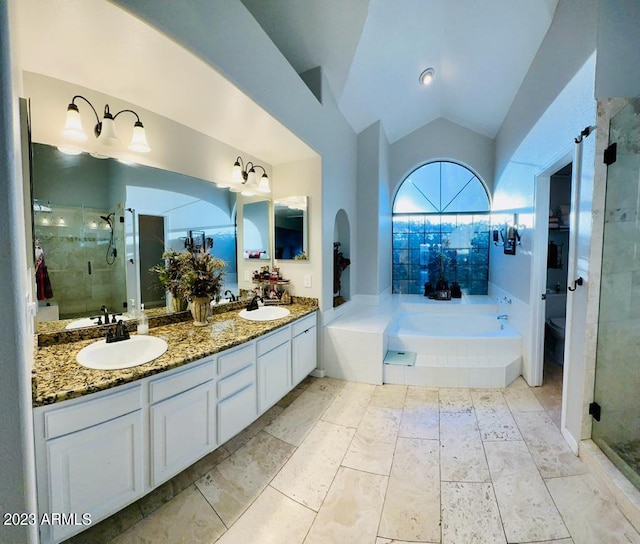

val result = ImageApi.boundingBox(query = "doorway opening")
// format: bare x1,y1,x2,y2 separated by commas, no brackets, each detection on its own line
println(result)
138,214,166,309
540,162,572,427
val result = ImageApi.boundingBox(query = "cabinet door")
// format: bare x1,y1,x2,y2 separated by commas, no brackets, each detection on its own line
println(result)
218,384,257,444
150,381,216,486
292,325,317,385
258,341,291,413
46,410,143,543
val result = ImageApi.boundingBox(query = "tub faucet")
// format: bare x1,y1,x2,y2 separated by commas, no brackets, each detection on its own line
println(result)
497,314,508,321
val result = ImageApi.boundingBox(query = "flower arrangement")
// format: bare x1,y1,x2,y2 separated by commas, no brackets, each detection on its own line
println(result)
178,250,226,300
151,248,226,302
151,249,185,299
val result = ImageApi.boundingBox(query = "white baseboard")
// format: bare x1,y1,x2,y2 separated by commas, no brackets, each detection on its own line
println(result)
562,426,579,455
310,369,325,378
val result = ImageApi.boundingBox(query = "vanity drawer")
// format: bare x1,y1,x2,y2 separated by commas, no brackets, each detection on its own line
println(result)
149,358,215,404
44,386,141,439
218,384,257,444
257,327,290,356
218,365,255,400
218,344,255,377
292,312,317,337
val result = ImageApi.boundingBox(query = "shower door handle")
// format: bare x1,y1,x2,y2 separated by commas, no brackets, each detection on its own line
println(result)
87,261,92,275
541,293,546,300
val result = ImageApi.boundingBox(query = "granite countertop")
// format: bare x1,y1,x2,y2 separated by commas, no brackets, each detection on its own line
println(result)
32,302,317,408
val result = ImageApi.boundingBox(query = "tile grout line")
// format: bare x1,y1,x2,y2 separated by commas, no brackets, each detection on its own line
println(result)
504,384,573,542
473,390,510,544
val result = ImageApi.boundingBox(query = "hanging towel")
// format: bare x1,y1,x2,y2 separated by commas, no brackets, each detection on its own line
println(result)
35,244,54,300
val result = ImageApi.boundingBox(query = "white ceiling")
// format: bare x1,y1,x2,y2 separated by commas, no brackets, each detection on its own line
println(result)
241,0,559,142
16,0,559,163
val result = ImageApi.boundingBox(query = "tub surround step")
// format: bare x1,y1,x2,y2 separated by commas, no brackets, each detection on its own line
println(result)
383,350,416,366
384,354,522,388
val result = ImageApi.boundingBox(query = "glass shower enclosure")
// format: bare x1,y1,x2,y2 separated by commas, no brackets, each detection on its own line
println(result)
592,98,640,490
33,203,127,319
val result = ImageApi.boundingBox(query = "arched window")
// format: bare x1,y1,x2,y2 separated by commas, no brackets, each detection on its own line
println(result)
392,161,490,295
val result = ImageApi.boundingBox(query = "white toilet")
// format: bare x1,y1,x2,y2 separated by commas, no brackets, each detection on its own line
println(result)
545,293,567,365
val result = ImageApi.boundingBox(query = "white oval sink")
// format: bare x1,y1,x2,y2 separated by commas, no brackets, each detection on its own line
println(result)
238,306,291,322
66,315,133,330
77,335,168,370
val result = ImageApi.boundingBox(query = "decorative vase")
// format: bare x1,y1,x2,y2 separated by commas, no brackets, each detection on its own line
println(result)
190,296,210,326
170,295,188,313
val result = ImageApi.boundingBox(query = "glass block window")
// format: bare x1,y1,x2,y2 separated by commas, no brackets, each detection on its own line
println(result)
392,161,490,295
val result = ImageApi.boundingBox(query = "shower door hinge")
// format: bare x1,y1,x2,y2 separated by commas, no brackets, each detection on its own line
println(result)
604,143,617,165
589,401,601,421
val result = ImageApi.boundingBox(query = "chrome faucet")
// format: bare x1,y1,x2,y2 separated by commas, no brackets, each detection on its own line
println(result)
497,314,508,321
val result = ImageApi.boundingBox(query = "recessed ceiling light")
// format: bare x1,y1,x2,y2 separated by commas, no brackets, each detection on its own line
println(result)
419,68,435,85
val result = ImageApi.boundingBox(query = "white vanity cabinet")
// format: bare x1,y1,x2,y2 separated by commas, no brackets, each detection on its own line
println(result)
33,310,317,544
217,343,258,444
291,312,317,385
149,359,216,486
257,328,291,413
34,386,144,544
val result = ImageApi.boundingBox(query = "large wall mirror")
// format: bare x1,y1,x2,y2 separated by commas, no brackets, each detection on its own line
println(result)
32,143,237,329
274,196,308,260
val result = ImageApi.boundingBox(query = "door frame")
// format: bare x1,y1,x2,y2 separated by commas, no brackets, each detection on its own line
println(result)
531,150,573,387
125,208,170,309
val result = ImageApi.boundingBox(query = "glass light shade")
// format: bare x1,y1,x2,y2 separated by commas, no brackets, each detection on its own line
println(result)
97,116,120,147
128,123,151,153
246,168,257,187
57,145,83,155
241,168,258,196
256,174,271,194
230,161,243,186
61,105,88,142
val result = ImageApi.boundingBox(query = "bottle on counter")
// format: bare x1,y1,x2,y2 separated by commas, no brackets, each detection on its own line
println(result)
129,298,138,318
137,303,149,335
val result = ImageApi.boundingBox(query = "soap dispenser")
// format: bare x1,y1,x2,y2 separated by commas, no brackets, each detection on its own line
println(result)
137,303,149,335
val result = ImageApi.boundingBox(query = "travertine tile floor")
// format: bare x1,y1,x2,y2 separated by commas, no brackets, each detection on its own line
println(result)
67,360,640,544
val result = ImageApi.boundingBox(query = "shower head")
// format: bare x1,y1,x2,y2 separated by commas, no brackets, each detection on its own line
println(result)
100,213,115,229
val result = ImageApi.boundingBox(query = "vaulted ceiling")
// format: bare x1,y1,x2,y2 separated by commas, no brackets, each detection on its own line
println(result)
16,0,559,165
241,0,559,142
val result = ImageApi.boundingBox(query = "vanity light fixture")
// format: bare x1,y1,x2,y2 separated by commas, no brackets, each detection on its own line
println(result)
61,95,151,153
419,67,435,85
225,156,271,195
